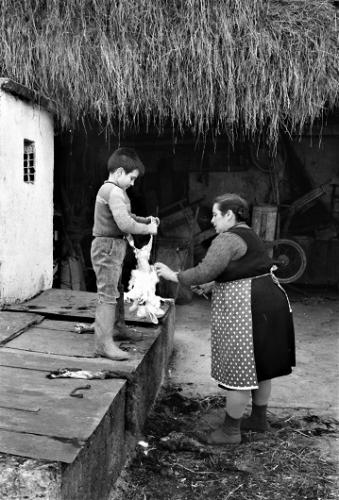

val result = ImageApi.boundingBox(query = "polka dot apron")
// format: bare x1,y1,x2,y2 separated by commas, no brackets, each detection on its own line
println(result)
211,278,258,390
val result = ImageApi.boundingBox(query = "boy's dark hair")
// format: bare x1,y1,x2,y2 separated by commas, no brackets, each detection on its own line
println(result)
107,147,145,175
213,193,249,222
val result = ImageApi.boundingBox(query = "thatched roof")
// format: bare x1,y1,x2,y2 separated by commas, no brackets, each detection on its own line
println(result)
0,0,338,148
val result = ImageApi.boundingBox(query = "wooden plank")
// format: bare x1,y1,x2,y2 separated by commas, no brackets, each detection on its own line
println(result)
7,327,96,357
4,288,170,324
0,429,82,463
35,319,82,332
5,320,160,359
4,289,97,319
0,365,125,441
0,345,156,373
0,395,41,412
0,311,43,345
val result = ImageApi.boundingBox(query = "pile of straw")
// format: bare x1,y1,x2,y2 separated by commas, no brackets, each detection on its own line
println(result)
0,0,338,147
114,389,338,500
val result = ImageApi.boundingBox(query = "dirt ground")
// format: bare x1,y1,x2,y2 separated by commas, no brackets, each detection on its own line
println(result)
171,287,339,416
111,287,339,500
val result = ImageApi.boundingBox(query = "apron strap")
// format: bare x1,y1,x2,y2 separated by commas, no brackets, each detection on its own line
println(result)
270,266,292,313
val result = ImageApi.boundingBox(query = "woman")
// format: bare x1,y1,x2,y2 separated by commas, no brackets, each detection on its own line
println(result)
155,193,295,445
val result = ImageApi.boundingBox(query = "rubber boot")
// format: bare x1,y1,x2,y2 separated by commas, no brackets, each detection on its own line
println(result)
94,303,131,361
241,403,269,432
206,413,241,445
114,291,143,342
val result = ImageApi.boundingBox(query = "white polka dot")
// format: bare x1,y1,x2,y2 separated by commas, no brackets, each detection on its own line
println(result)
211,280,258,389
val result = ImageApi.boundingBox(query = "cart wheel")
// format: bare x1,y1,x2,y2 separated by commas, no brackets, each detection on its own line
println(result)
270,239,307,284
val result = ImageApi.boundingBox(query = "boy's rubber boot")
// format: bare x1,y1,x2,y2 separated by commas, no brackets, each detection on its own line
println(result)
206,412,241,445
241,403,269,432
114,322,143,341
113,288,142,341
94,303,131,361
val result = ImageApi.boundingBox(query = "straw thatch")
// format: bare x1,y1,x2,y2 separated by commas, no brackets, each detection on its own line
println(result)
0,0,338,147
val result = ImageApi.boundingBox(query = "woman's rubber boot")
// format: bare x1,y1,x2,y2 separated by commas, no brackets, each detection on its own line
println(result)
94,303,131,361
241,403,269,432
206,413,241,445
113,289,143,341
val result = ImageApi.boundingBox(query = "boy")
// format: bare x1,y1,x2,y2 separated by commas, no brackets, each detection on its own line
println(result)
91,147,158,360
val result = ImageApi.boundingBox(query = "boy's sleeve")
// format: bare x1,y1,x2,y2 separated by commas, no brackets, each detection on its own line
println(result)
131,214,150,224
108,190,150,235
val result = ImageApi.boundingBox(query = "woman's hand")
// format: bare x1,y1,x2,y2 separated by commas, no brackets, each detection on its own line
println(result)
199,281,215,294
191,281,214,298
154,262,178,282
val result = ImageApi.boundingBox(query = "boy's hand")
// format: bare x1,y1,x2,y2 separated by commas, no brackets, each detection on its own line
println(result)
148,220,158,235
148,216,160,226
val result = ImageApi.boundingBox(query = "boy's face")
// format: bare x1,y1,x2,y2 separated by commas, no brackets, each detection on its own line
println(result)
117,168,139,190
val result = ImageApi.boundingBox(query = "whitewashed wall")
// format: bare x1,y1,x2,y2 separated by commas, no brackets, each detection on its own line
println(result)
0,90,54,304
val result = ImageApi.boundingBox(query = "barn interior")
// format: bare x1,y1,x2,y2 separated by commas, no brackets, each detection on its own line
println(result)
53,112,339,299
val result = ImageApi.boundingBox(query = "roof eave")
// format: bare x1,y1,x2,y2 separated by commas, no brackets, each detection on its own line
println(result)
0,78,56,115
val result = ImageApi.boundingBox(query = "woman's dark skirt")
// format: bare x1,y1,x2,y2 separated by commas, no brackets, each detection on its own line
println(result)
251,275,295,382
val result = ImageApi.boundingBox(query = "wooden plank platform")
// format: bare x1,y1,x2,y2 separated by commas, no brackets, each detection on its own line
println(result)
5,288,170,324
0,289,175,500
0,360,125,460
4,289,98,319
0,322,162,462
0,311,43,345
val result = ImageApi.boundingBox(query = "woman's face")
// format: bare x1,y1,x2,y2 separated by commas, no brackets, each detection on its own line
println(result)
211,204,235,233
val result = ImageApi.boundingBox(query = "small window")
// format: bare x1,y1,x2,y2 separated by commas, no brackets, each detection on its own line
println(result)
23,140,36,183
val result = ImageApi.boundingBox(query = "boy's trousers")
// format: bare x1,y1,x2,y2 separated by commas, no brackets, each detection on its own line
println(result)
91,236,127,305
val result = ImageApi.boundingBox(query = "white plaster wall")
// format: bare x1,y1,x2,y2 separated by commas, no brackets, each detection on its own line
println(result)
0,90,54,304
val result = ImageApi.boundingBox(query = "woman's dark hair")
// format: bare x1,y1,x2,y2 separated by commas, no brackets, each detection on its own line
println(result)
213,193,249,222
107,147,145,175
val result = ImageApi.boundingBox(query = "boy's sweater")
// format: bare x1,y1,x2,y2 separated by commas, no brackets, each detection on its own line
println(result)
92,181,150,237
